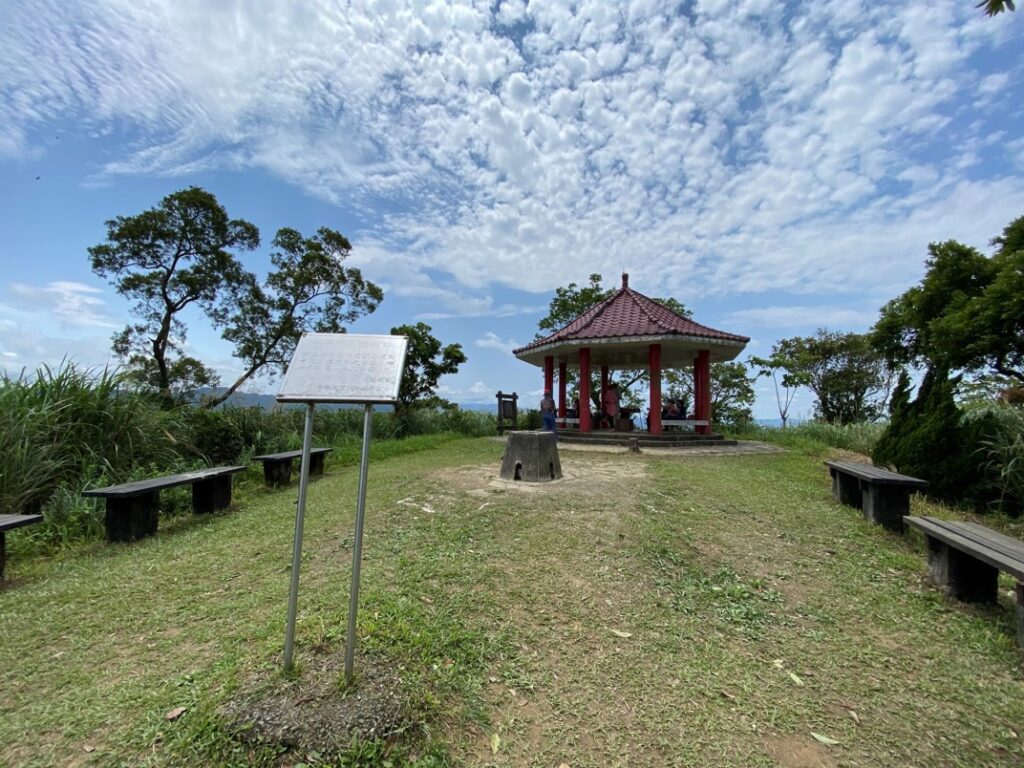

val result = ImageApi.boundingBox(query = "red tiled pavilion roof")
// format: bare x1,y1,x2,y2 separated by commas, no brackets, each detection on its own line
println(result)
514,273,748,358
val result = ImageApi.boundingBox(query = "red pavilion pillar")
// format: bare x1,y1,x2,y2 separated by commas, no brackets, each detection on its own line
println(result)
543,355,554,397
600,365,609,428
696,349,711,434
649,343,662,435
579,348,592,433
558,361,567,420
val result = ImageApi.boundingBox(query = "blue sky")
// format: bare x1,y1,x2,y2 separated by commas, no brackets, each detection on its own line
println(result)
1,0,1022,419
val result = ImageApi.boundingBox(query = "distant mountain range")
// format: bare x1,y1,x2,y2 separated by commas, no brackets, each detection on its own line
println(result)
196,388,495,413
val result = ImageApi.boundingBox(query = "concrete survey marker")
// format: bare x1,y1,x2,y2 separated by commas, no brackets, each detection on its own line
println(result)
500,431,563,482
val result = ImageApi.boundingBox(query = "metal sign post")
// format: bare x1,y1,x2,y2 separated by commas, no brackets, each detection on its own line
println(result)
276,333,408,676
283,403,315,671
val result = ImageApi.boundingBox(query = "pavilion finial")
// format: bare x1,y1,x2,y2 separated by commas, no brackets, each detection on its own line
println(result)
622,272,629,289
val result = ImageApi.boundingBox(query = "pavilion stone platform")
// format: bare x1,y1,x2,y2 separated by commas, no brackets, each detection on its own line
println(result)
500,431,563,481
555,430,737,448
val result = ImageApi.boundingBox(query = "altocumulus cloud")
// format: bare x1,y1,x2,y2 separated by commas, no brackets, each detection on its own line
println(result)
2,0,1022,307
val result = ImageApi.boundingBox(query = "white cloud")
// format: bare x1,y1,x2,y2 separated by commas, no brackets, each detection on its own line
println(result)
0,0,1021,312
726,305,880,331
7,281,119,329
474,332,522,354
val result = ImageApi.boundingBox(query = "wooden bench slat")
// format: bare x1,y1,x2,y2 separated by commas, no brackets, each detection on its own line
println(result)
252,448,332,461
905,516,1024,582
825,460,928,488
957,522,1024,563
82,466,246,498
0,514,44,532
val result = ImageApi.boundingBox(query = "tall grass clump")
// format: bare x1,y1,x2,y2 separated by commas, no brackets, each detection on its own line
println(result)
965,403,1024,516
0,363,187,546
730,420,886,455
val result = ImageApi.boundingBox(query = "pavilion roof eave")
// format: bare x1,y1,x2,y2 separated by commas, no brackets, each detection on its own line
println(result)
515,333,747,367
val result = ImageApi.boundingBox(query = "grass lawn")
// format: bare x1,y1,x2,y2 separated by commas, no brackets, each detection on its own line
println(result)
1,437,1022,767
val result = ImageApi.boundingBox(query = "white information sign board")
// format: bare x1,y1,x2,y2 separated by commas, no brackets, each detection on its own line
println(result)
276,333,408,679
277,333,408,404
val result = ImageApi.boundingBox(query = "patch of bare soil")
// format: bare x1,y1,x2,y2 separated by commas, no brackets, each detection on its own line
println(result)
763,734,837,767
439,455,647,497
222,650,409,760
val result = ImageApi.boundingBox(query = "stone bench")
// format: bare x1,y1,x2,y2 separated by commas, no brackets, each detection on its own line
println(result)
252,447,332,487
825,460,928,532
0,513,44,581
905,516,1024,647
82,466,245,542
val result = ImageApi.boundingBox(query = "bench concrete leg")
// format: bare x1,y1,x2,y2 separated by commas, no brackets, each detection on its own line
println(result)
193,476,233,514
1015,583,1024,650
106,492,159,543
831,470,862,509
263,460,293,487
0,532,6,581
309,453,326,476
926,536,998,603
862,485,910,532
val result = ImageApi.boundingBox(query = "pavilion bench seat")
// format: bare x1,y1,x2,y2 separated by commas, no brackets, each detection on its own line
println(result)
661,419,709,430
82,466,245,543
0,513,44,581
825,460,928,532
251,447,332,487
904,516,1024,647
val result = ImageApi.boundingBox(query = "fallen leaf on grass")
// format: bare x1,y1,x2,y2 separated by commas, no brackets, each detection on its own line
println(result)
720,690,736,700
559,764,571,768
83,745,95,753
490,733,501,754
848,710,861,726
165,706,187,721
811,732,840,746
610,629,633,638
419,595,433,604
772,659,785,669
789,672,804,686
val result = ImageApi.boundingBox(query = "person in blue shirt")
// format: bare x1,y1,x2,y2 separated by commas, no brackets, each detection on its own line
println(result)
540,390,557,434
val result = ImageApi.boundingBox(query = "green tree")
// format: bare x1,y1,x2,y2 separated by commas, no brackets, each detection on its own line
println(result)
977,0,1014,16
750,354,800,428
91,188,383,407
390,322,466,415
206,227,383,408
90,187,260,404
769,330,896,424
871,216,1024,384
667,361,756,427
536,273,612,336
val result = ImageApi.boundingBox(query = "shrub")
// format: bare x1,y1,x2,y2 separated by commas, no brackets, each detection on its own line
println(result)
872,368,999,508
965,404,1024,516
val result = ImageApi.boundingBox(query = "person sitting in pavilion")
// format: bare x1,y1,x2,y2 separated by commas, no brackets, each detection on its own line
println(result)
601,383,620,429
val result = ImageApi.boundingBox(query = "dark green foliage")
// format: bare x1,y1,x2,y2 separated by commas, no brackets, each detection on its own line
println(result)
766,329,896,424
176,407,247,465
209,226,383,408
872,216,1024,384
90,188,382,408
90,187,260,405
390,322,466,417
873,368,998,507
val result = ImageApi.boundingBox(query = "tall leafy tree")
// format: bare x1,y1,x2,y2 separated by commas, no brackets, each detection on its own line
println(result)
769,330,896,424
536,273,612,336
871,216,1024,383
390,322,466,415
206,227,383,408
90,187,259,404
750,354,800,428
90,187,383,407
